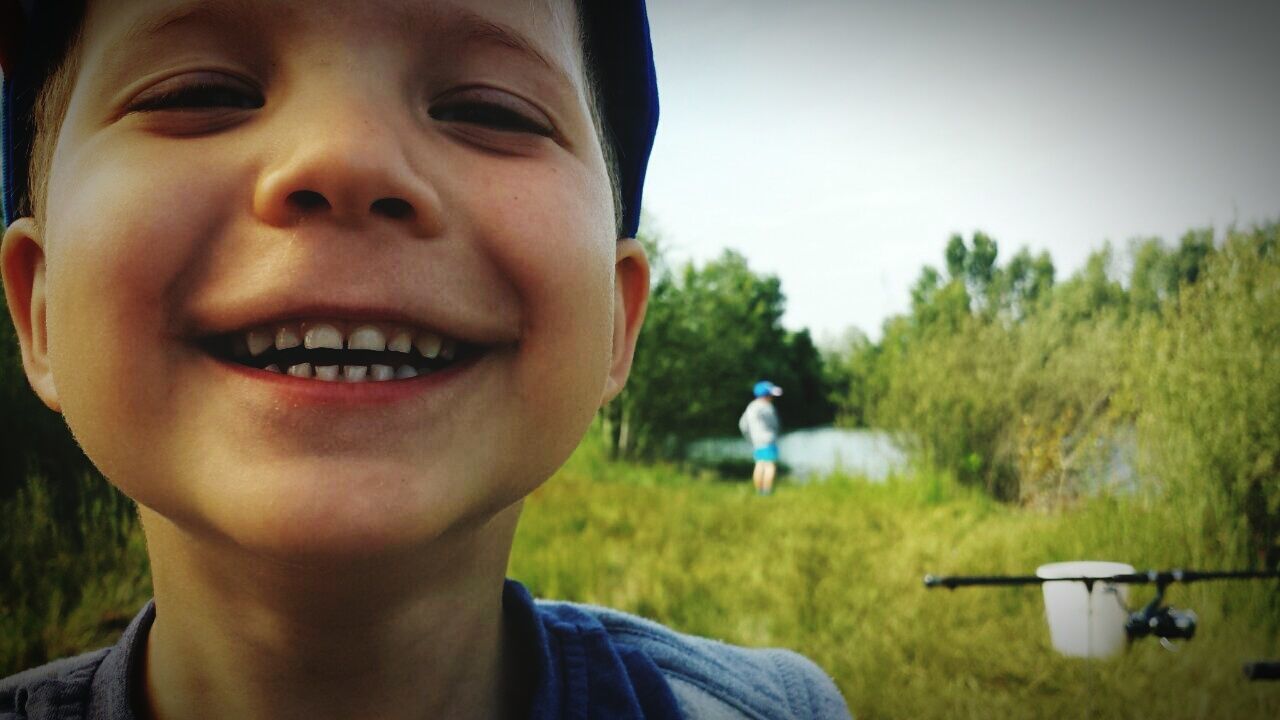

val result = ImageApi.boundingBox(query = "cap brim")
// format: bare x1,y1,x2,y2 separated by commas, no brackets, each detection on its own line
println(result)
0,2,24,76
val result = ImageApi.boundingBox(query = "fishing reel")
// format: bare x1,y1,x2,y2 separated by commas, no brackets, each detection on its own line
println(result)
1124,577,1197,645
1125,596,1197,642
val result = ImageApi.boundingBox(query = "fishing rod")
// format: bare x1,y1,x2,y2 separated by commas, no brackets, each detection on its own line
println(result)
923,567,1280,680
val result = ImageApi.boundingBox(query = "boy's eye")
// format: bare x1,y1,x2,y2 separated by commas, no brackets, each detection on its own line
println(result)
128,73,264,113
429,88,553,137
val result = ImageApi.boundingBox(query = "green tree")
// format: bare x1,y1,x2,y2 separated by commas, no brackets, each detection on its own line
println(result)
774,329,832,429
1172,228,1213,286
1052,244,1128,323
965,231,999,290
821,328,880,428
1128,237,1176,314
607,240,832,459
944,234,967,279
992,248,1054,321
855,232,1132,501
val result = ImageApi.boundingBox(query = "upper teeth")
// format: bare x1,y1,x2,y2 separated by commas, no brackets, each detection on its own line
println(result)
238,320,457,382
243,321,450,357
276,326,302,350
348,325,385,351
388,329,412,354
415,332,441,359
303,323,344,350
247,329,273,356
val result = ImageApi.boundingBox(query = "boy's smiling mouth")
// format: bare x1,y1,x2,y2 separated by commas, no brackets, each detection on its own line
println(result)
201,320,479,382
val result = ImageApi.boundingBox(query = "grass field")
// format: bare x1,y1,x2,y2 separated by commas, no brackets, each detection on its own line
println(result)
5,438,1279,719
514,441,1280,720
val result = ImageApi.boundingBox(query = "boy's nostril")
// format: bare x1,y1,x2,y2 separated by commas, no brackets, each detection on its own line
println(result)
371,197,414,221
288,190,330,212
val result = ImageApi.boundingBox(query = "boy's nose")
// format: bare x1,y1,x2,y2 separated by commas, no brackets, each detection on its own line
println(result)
252,115,443,238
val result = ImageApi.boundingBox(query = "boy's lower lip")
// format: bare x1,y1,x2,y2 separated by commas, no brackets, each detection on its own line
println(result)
201,347,487,406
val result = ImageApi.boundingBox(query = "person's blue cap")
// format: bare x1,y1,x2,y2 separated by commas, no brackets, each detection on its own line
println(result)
1,1,659,238
753,380,783,398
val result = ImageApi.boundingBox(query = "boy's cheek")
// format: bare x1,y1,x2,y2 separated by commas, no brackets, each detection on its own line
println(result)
474,161,616,309
40,148,235,448
47,139,240,277
476,172,616,374
442,164,616,470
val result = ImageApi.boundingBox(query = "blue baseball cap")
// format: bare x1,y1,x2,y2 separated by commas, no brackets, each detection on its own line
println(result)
753,381,782,398
1,1,659,238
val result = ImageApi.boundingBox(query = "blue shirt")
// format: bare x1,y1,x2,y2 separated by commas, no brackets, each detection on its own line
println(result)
1,580,850,719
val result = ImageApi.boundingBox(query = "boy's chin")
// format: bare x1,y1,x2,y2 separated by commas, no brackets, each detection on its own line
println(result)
151,457,530,566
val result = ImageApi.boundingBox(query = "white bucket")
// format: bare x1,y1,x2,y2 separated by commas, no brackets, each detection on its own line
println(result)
1036,561,1134,658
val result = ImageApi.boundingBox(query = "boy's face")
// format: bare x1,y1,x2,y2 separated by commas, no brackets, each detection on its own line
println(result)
2,0,648,558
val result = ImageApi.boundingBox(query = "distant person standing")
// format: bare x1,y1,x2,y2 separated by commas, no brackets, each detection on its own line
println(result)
739,381,783,495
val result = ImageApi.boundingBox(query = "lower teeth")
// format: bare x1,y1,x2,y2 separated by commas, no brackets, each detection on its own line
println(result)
272,363,429,382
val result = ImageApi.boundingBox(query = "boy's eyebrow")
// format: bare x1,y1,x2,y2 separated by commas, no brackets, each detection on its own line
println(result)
443,8,578,91
109,1,578,91
120,0,257,45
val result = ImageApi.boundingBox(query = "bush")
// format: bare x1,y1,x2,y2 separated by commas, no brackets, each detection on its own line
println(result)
1137,225,1280,565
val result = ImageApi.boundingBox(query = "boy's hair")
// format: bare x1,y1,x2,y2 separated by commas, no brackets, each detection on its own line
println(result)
1,0,658,237
26,4,84,227
574,0,622,235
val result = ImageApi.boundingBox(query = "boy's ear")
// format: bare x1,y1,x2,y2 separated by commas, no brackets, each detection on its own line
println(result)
601,237,650,405
1,218,61,411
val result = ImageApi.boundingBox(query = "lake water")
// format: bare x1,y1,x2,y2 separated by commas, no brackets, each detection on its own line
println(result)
687,425,1141,491
686,426,909,482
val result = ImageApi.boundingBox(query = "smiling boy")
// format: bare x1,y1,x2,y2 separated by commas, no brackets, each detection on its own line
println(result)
0,1,850,718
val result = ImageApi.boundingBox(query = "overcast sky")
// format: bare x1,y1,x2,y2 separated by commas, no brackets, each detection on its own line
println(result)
640,0,1280,341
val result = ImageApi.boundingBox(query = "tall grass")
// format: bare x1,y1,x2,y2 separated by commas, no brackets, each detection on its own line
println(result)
514,439,1279,720
4,439,1277,719
0,474,150,671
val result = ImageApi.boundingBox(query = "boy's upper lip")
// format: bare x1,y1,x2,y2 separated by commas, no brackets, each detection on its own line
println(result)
180,290,521,346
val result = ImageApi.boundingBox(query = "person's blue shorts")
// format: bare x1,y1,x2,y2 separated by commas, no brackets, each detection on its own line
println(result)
753,444,779,462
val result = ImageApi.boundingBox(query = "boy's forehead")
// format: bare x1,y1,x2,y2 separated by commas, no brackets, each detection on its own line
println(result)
83,0,585,82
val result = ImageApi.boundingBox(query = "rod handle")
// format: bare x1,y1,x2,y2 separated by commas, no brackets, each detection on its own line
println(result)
1243,661,1280,681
